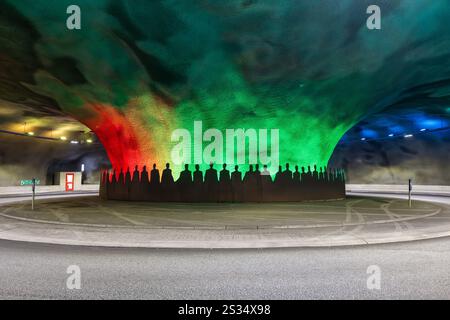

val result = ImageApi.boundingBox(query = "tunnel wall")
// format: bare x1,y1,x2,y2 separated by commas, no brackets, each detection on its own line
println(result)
0,133,110,187
329,130,450,185
2,130,449,188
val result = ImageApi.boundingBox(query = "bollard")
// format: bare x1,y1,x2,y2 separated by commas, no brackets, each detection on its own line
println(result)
31,178,36,211
408,179,412,208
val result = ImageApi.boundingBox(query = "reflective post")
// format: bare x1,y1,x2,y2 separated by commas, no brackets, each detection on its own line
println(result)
408,179,412,208
32,178,36,211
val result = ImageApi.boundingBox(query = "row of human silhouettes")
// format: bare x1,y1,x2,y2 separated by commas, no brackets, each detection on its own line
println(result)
100,163,346,202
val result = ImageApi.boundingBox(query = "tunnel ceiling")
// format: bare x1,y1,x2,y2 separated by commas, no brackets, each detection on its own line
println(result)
1,0,450,172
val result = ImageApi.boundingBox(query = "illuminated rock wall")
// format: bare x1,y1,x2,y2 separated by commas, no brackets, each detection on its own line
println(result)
330,131,450,185
2,1,450,176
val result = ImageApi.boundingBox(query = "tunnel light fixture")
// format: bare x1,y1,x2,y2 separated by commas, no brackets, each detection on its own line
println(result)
404,134,414,138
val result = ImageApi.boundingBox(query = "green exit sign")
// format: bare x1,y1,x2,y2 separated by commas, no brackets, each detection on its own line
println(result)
20,179,40,186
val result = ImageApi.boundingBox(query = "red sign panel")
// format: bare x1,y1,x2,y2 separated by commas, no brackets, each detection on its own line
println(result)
65,173,75,192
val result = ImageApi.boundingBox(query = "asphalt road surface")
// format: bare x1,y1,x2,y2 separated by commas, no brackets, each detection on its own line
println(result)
0,192,449,300
0,237,449,299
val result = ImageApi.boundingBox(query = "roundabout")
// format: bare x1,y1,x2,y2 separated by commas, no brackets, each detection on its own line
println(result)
1,0,450,301
1,193,450,249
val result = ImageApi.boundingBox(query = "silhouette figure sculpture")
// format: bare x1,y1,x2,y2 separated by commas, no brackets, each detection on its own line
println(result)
274,166,283,183
178,164,193,184
293,166,300,182
329,168,335,182
130,166,141,201
261,165,273,201
254,164,263,202
118,169,125,185
193,164,203,202
318,167,327,198
125,167,132,185
128,166,137,182
243,165,258,202
301,167,307,182
313,165,319,181
302,165,314,199
220,164,231,182
100,162,347,203
149,164,161,201
161,163,176,202
310,165,321,199
254,164,261,176
123,168,132,200
282,163,293,182
231,165,243,202
150,164,160,185
281,164,293,201
292,165,301,201
116,169,128,200
100,170,107,199
273,165,283,201
107,170,118,200
261,165,271,177
219,164,232,202
178,164,193,202
140,166,150,201
111,170,117,183
323,166,328,182
204,163,219,202
141,166,149,184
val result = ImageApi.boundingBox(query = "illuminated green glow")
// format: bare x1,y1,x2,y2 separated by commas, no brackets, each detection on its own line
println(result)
3,0,450,174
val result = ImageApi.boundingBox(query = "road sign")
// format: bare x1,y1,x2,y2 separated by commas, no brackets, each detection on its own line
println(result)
66,173,75,192
20,179,40,186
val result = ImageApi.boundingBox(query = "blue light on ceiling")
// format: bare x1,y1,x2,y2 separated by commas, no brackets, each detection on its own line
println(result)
414,115,446,130
389,125,404,134
338,107,450,144
361,129,378,139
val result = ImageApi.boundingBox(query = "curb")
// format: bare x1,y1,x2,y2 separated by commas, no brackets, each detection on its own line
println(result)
2,229,450,249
